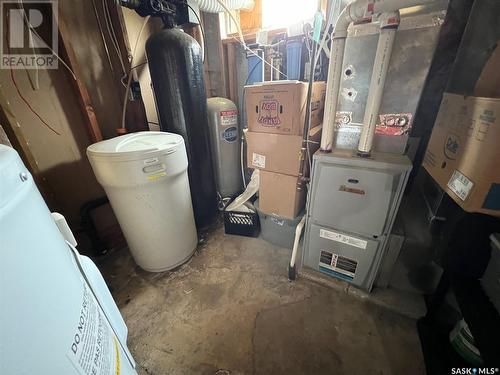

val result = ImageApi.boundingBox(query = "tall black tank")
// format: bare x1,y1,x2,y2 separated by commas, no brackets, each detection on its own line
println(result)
146,27,217,229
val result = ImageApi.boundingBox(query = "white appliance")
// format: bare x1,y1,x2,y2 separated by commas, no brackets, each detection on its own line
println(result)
0,145,137,375
87,131,198,272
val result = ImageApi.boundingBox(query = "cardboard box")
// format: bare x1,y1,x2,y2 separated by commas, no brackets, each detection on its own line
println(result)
423,93,500,216
245,125,322,176
245,81,326,135
259,171,306,219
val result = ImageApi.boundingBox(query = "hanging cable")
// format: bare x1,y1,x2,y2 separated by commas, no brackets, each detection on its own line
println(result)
16,0,39,90
5,13,61,135
102,0,127,75
92,0,114,72
21,21,77,80
9,68,61,136
215,0,287,79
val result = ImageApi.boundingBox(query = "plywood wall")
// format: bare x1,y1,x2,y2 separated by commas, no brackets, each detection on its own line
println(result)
0,1,152,254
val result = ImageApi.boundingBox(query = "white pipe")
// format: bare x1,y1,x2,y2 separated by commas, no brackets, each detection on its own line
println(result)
357,11,399,156
290,215,306,268
319,0,434,152
320,2,365,152
195,0,254,13
320,37,346,151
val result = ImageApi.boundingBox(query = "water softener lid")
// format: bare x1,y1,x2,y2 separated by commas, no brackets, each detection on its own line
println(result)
87,131,184,161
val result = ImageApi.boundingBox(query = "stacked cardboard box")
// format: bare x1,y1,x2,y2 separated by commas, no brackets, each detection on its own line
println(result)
244,81,326,219
423,42,500,217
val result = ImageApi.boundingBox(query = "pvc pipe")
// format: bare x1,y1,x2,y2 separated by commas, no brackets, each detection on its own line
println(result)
320,37,346,151
357,12,400,156
195,0,254,13
290,215,306,268
320,3,364,152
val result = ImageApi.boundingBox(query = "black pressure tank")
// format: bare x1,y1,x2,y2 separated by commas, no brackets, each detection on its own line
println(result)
146,27,217,228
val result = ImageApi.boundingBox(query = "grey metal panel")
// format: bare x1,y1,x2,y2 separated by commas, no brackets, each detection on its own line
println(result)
312,148,413,171
303,224,383,290
310,162,397,236
309,150,411,237
333,6,446,153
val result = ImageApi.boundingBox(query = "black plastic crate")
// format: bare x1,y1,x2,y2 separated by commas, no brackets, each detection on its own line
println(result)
223,209,260,237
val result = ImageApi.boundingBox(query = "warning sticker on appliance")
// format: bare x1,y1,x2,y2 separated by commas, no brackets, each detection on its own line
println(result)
319,229,367,250
67,283,119,375
252,153,266,168
447,170,474,201
376,113,413,136
220,110,238,127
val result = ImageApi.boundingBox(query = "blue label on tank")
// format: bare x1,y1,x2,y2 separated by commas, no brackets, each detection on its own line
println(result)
221,126,238,143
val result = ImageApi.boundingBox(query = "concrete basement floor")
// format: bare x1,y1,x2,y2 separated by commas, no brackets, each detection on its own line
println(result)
99,221,425,375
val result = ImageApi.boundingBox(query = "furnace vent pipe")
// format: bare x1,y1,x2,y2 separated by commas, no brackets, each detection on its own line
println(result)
195,0,254,13
357,11,399,156
320,0,434,153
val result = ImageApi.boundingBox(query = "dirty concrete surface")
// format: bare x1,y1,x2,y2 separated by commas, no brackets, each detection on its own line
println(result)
99,222,425,375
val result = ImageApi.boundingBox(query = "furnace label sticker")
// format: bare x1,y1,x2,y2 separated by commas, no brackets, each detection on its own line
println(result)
67,283,119,375
220,110,238,127
447,170,474,201
319,229,367,250
252,153,266,169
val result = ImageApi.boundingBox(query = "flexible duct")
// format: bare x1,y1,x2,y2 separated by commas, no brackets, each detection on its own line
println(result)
195,0,254,13
320,0,435,152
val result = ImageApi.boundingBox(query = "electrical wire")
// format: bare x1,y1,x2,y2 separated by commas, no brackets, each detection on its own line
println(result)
92,0,114,72
239,60,262,189
16,0,39,90
102,0,127,74
215,0,287,79
5,12,61,135
9,68,61,136
120,61,148,86
23,21,77,80
120,16,150,132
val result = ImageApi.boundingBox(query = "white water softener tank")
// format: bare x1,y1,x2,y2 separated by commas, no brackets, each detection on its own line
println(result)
87,131,197,272
207,98,242,199
0,145,136,375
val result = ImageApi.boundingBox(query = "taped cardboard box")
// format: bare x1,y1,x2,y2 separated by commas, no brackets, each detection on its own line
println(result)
245,81,326,135
259,171,306,219
245,125,322,176
423,93,500,216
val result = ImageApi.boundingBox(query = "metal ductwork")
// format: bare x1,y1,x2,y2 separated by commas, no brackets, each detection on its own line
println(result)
195,0,254,13
320,0,435,156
